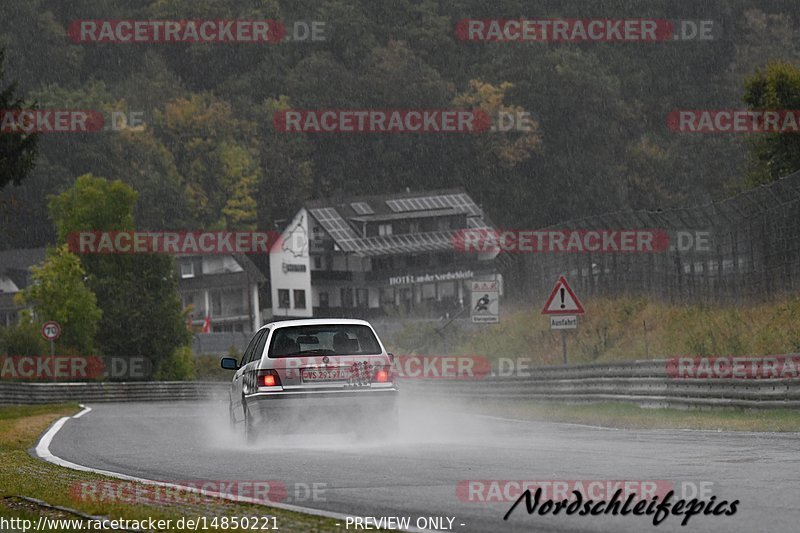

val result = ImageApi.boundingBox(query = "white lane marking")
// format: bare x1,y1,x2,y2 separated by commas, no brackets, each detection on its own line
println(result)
34,405,433,533
73,405,91,418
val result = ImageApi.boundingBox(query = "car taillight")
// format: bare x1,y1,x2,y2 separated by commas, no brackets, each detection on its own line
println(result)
375,368,390,383
258,370,281,387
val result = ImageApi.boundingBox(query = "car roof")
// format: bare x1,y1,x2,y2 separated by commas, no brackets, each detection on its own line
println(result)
261,318,374,330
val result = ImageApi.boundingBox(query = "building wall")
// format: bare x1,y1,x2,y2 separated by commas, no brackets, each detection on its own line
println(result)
177,255,263,333
269,209,313,318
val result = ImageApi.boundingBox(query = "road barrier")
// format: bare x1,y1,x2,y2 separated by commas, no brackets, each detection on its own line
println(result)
1,358,799,408
400,357,800,409
0,381,229,404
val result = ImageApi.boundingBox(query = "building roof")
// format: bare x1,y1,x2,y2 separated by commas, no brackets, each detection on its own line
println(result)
176,253,267,284
0,248,46,273
304,189,493,257
0,248,46,291
233,253,268,283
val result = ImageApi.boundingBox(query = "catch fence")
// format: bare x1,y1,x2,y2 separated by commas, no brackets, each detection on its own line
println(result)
504,170,800,303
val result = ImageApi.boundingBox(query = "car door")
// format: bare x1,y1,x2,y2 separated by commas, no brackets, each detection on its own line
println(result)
241,328,270,398
231,330,262,423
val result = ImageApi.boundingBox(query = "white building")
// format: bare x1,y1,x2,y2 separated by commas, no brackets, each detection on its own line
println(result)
269,189,499,319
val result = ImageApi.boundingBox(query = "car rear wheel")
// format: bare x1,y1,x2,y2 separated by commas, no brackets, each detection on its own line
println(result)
243,401,258,445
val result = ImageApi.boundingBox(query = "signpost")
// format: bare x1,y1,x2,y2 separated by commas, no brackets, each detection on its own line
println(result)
471,280,499,323
41,321,61,382
541,277,584,364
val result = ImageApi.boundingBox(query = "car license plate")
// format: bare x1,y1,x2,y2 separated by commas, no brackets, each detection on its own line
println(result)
301,368,351,382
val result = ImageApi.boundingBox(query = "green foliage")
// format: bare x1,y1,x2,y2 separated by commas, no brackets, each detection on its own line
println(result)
6,1,798,250
0,322,47,356
155,345,196,381
152,93,259,229
194,346,240,382
388,321,464,355
0,47,38,189
744,61,800,184
389,297,800,364
48,174,136,242
14,245,101,354
47,175,190,367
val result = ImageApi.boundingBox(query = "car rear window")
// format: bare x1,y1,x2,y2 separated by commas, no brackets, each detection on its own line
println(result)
268,324,382,358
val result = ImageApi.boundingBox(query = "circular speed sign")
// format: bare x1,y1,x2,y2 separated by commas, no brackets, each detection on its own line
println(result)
41,321,62,341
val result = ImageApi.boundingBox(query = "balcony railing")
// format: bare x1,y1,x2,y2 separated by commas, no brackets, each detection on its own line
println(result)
311,270,353,282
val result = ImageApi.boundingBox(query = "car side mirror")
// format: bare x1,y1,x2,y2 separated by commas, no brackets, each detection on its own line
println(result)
220,357,239,370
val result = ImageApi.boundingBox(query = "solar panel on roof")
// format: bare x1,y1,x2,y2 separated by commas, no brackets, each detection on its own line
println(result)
309,207,363,252
386,194,482,215
351,202,374,215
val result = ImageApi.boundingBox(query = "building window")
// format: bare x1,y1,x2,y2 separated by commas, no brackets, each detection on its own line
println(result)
373,257,391,271
341,288,354,308
421,283,436,300
278,289,290,308
180,260,194,278
408,221,420,233
182,291,205,317
437,218,451,231
211,290,222,316
378,223,393,236
314,256,322,270
294,289,306,309
221,288,246,316
380,288,395,305
319,291,329,308
356,288,368,308
439,281,456,298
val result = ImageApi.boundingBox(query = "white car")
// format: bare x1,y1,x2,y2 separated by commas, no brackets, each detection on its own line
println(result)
221,318,399,442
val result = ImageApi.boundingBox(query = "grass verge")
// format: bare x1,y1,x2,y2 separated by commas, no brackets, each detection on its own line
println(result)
0,404,344,532
389,296,800,365
472,400,800,432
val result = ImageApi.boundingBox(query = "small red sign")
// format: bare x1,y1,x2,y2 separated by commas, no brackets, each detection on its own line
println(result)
41,321,62,341
541,276,585,315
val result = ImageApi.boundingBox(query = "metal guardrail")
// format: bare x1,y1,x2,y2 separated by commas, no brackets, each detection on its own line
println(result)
1,358,798,408
0,381,229,404
399,357,800,408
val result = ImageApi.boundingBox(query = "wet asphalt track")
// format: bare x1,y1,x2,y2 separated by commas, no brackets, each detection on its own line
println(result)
44,399,800,533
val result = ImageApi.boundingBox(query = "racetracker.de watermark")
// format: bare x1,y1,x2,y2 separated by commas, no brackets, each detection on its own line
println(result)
455,19,716,42
71,480,326,505
0,355,151,380
68,20,285,43
453,229,668,253
668,110,800,133
452,229,713,253
457,480,676,502
273,109,492,133
666,355,800,379
67,231,282,254
276,355,490,380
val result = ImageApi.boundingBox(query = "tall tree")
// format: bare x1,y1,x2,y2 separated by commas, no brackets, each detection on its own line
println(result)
743,61,800,185
0,47,38,189
15,244,101,354
48,174,190,370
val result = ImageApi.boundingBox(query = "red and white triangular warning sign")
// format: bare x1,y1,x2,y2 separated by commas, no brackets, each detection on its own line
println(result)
542,276,585,315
